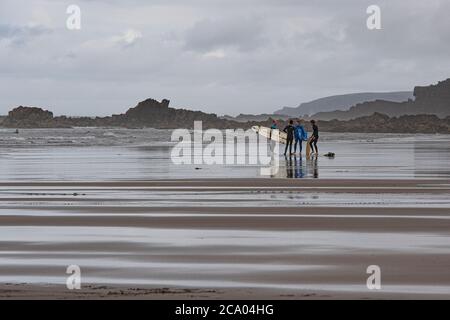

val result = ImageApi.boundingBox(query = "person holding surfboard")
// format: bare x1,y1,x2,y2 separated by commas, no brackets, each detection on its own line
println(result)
283,120,295,156
270,120,278,130
294,119,308,155
269,120,278,140
309,120,319,155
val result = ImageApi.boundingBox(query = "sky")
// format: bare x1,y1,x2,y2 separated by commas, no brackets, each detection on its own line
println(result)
0,0,449,116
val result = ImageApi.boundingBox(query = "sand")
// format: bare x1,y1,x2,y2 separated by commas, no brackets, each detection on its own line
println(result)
0,178,449,300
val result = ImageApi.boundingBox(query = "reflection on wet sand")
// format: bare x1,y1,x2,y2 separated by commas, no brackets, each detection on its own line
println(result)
1,179,449,299
283,155,319,179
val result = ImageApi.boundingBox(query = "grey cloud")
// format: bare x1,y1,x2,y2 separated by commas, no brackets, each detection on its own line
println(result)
184,17,266,53
0,24,52,46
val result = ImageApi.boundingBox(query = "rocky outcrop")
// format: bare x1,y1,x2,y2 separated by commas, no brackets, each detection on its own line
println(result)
313,79,450,120
413,80,450,116
264,113,448,134
1,99,242,129
2,106,55,128
2,100,449,134
317,113,449,134
119,98,234,129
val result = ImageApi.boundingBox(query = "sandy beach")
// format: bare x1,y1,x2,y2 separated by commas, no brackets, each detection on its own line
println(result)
0,178,449,299
0,130,449,299
1,0,450,303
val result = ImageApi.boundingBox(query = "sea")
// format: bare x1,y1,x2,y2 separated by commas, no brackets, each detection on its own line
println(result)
0,127,449,180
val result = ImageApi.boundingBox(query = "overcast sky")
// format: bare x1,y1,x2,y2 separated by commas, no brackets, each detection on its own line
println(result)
0,0,449,116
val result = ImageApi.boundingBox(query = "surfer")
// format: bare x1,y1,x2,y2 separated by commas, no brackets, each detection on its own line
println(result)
283,120,295,156
294,119,307,155
269,120,278,140
309,120,319,155
270,120,278,130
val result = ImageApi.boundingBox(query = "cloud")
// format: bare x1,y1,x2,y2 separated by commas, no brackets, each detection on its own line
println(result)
202,49,226,59
0,24,51,46
111,29,143,47
184,17,266,53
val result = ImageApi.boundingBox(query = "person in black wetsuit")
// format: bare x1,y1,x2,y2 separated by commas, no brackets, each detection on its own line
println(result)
283,120,295,156
309,120,319,155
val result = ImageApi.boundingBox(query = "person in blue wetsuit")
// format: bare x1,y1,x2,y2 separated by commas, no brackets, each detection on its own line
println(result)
294,119,308,155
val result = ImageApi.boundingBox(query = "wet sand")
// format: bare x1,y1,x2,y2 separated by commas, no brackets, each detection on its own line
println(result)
1,283,449,300
0,178,449,299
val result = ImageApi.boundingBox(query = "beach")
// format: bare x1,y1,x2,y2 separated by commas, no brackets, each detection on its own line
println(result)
0,129,449,299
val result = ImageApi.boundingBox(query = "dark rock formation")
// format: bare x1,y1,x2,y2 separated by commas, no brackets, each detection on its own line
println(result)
119,98,234,129
313,79,450,120
2,106,55,128
413,80,450,117
2,96,449,134
1,99,242,130
316,113,449,134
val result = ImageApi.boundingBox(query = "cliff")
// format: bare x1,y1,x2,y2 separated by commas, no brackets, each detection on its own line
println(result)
317,113,450,134
313,79,450,120
276,91,413,117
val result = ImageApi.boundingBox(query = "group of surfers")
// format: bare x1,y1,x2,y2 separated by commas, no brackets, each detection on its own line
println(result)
271,119,319,156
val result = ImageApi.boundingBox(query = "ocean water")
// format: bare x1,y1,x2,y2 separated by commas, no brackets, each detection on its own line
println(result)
0,128,449,180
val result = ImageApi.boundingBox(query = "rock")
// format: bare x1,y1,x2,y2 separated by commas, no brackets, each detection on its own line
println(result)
1,99,449,134
2,106,55,128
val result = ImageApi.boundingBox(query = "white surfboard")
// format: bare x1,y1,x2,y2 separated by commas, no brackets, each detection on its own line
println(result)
252,126,287,144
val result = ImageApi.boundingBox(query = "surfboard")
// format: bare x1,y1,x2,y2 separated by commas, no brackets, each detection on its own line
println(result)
306,136,313,158
252,126,287,144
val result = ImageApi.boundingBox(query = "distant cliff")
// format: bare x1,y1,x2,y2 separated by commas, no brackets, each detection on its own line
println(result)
221,113,289,122
313,79,450,120
276,91,413,117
